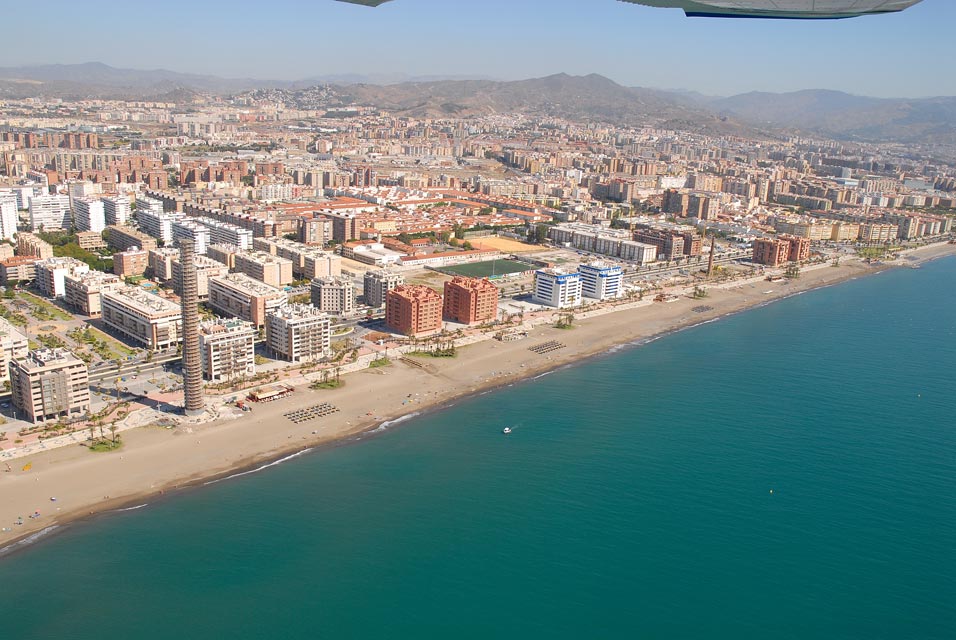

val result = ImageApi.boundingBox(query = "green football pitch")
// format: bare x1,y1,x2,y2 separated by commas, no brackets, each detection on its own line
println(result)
438,259,533,278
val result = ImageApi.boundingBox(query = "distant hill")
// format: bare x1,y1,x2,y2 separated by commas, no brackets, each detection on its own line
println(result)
2,63,956,144
0,62,268,98
706,89,956,144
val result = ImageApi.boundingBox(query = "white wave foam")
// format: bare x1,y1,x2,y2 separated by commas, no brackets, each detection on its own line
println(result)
0,525,59,557
203,448,314,486
116,504,148,512
369,412,421,434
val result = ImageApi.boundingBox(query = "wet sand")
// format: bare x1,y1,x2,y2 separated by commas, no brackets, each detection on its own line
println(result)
2,242,954,552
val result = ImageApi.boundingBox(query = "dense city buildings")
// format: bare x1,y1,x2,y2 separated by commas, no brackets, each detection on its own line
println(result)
10,348,90,425
265,304,332,363
198,318,257,382
386,284,443,337
533,268,583,308
364,269,405,307
442,276,498,325
208,272,287,328
102,285,183,350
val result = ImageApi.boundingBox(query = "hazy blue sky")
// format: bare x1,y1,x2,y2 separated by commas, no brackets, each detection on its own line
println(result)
1,0,950,97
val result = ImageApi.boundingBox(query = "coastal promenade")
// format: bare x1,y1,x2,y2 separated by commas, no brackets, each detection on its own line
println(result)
2,242,954,548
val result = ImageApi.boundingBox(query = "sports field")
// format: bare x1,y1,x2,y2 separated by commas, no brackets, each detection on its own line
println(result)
439,259,533,278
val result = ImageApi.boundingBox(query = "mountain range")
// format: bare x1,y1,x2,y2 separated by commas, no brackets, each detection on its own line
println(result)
2,62,955,145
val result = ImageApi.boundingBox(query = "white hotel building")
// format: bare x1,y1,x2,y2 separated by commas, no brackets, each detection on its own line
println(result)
533,268,582,308
579,262,624,301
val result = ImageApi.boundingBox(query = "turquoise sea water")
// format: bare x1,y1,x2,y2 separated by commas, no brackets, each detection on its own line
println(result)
1,258,954,639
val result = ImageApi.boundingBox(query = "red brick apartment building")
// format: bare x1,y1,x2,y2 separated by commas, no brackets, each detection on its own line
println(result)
443,276,498,325
752,238,791,266
386,285,442,337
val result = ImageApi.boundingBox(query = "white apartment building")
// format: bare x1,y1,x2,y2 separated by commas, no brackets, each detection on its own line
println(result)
363,269,405,307
310,276,355,315
72,198,106,233
136,209,182,245
195,217,254,250
101,285,182,350
579,262,624,301
0,193,18,241
103,195,131,226
172,219,211,255
35,256,90,298
0,317,29,386
10,348,90,425
533,268,582,308
28,194,71,231
265,304,332,363
198,318,257,382
135,194,165,216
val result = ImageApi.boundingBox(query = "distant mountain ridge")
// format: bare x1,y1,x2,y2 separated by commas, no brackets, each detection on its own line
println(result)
1,62,955,144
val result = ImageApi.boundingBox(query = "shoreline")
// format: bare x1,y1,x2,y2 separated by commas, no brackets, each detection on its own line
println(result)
2,242,954,557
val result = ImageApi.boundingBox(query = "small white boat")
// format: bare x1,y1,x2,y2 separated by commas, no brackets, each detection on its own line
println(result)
502,427,513,434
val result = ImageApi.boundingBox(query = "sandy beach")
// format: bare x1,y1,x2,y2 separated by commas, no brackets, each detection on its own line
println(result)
2,242,954,553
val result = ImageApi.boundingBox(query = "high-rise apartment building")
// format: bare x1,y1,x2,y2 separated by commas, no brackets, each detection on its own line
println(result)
363,269,405,308
234,251,294,287
64,271,123,317
579,262,624,301
310,276,355,315
113,248,150,278
102,195,131,226
0,193,17,241
198,318,257,382
751,238,791,266
533,268,582,308
72,198,106,233
172,219,211,255
208,273,287,328
386,285,442,337
10,348,90,425
265,304,332,363
102,285,183,350
0,317,29,387
35,257,90,298
105,225,157,252
442,276,498,325
28,194,71,231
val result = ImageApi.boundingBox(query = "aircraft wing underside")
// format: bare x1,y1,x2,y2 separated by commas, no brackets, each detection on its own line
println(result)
334,0,923,19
